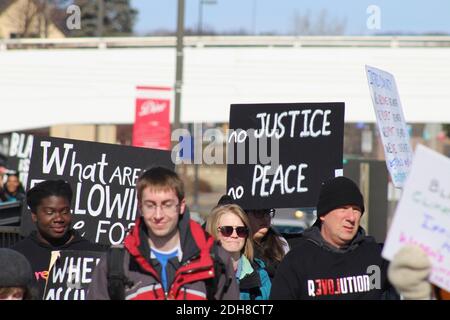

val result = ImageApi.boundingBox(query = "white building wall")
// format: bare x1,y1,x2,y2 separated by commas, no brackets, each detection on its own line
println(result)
0,46,449,133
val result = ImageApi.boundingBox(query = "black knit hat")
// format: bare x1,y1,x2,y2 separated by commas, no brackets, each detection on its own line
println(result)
316,176,365,218
0,249,33,288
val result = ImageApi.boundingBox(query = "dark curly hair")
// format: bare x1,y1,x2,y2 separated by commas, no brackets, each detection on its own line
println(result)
26,180,73,213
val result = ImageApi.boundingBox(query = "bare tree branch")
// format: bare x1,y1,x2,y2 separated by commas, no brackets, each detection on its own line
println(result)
291,9,347,36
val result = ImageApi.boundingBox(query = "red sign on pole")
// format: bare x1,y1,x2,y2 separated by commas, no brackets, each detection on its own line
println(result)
132,86,172,150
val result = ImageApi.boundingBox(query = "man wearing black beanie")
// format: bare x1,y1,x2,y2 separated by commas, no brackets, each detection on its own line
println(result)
270,176,398,300
315,176,365,248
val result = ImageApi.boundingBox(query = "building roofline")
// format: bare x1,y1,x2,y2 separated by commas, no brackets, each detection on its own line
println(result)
2,35,450,50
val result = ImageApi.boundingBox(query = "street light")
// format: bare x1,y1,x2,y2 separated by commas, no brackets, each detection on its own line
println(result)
174,0,185,131
198,0,217,35
97,0,104,37
252,0,257,35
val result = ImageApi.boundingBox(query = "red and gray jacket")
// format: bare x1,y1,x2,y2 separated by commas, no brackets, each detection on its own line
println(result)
87,212,239,300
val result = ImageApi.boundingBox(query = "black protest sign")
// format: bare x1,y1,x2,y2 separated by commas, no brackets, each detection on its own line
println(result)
44,250,103,300
20,136,173,245
0,134,9,167
227,103,345,209
7,133,33,189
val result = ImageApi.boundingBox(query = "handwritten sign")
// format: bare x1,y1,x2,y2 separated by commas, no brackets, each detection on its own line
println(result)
365,65,413,188
44,250,103,300
227,103,345,209
382,145,450,292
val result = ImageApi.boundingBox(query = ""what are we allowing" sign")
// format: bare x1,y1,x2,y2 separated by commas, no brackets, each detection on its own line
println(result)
20,136,173,246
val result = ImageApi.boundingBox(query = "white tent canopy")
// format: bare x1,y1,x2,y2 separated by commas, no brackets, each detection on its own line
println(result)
1,45,449,133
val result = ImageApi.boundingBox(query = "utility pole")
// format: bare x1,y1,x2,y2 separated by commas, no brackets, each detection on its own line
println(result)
174,0,185,131
252,0,257,35
97,0,105,37
198,0,217,35
198,0,203,35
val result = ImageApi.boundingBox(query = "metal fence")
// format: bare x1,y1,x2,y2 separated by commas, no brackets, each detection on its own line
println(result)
0,201,23,247
0,226,23,248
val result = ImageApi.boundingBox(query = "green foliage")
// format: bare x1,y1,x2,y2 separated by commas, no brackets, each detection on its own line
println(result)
69,0,137,37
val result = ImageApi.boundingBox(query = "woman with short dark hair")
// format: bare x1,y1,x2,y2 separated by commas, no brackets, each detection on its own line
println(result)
2,173,25,202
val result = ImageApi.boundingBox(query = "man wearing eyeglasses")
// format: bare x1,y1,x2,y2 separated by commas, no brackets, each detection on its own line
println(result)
88,167,239,300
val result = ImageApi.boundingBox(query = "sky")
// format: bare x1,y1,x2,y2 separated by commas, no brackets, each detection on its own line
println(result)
130,0,450,36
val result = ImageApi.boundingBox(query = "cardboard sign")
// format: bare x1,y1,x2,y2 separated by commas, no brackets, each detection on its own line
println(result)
20,136,173,245
382,145,450,292
132,86,172,150
227,103,345,209
365,65,413,188
7,132,33,189
44,250,103,300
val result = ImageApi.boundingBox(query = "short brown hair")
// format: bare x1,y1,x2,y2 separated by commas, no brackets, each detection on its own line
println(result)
0,286,32,300
206,204,254,261
136,167,184,203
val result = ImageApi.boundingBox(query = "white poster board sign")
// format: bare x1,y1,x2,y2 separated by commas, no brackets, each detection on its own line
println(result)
365,65,413,188
382,145,450,292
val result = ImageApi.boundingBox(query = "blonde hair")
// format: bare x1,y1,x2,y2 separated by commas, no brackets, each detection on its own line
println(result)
206,204,254,261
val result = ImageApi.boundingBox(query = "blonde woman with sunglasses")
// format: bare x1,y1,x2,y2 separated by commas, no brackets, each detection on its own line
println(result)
206,204,271,300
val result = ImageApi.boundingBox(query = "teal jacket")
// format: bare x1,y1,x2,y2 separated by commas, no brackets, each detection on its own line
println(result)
236,256,271,300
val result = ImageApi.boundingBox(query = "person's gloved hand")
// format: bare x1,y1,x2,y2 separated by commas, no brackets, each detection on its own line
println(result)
388,245,432,300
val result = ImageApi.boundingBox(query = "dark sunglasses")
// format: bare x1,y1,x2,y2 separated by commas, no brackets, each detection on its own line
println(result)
218,226,249,238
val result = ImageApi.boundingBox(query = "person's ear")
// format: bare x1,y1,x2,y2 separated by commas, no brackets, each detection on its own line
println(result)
320,215,325,223
137,201,142,215
31,212,38,223
179,199,186,215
